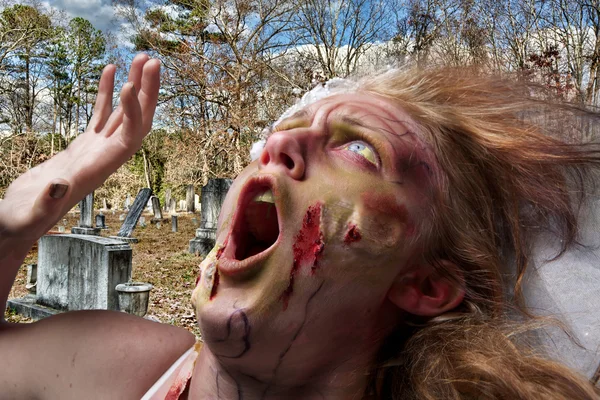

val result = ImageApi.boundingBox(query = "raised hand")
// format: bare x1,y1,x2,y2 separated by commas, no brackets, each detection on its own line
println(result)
0,54,160,249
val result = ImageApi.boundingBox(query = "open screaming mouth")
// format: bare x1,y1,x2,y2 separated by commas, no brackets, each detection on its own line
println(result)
220,177,281,275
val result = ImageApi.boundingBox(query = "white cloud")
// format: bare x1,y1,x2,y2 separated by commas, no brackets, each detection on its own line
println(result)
46,0,118,33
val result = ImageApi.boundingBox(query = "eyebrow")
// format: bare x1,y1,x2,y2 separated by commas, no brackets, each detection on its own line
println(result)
339,115,371,129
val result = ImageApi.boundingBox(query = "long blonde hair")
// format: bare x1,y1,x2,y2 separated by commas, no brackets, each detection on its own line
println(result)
360,68,600,399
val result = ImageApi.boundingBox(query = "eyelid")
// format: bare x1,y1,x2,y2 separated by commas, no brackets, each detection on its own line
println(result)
330,127,383,168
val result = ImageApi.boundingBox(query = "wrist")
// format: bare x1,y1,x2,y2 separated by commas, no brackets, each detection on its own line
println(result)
0,235,32,263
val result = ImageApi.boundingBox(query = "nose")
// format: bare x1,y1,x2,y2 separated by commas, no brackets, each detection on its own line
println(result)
259,131,306,180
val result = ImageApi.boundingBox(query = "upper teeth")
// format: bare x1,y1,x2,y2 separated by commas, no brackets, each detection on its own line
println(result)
253,189,275,203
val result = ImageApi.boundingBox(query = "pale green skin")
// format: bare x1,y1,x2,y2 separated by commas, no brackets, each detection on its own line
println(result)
189,93,452,398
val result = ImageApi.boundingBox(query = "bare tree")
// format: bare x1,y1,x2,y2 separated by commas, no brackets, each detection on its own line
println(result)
290,0,393,78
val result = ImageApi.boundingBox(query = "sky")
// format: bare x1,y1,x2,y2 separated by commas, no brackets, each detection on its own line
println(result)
43,0,122,35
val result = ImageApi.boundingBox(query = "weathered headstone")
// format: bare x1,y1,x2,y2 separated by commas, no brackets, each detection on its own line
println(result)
26,264,37,294
172,215,178,233
102,199,108,211
179,200,186,211
189,178,232,255
151,196,163,221
164,189,171,212
72,192,100,235
111,188,152,243
186,185,195,213
194,194,201,212
125,193,132,210
95,214,107,229
7,235,132,320
169,198,176,214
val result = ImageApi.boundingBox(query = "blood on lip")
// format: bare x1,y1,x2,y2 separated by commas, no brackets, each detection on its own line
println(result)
280,203,324,310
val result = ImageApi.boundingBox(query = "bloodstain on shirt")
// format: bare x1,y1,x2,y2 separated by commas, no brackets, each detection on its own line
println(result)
281,203,324,310
344,224,362,244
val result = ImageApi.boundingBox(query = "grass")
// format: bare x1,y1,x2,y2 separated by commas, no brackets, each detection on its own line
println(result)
5,210,204,337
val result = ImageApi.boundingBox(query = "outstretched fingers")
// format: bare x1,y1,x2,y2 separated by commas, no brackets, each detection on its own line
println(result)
138,58,161,134
89,64,116,133
102,54,158,139
119,82,143,147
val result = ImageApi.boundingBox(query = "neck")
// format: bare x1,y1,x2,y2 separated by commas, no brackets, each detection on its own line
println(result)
188,346,374,399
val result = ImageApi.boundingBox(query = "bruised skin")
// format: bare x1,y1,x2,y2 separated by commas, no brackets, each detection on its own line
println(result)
189,92,438,398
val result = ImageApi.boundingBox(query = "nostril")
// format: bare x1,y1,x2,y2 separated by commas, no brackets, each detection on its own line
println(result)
281,154,295,170
260,151,271,165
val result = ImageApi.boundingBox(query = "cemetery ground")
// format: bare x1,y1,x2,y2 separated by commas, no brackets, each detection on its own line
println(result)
4,211,203,338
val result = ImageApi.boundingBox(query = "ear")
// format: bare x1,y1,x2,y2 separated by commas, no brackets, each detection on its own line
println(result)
387,260,465,317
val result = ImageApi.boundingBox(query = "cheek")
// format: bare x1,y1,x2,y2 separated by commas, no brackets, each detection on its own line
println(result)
355,192,416,252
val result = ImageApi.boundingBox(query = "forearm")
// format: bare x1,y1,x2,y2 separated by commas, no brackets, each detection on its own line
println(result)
0,237,33,321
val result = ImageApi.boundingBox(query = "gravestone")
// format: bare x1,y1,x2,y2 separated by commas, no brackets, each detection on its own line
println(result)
172,215,178,233
7,235,132,320
169,198,176,214
26,264,37,294
124,194,132,211
164,189,171,212
110,188,152,243
189,178,232,255
102,199,108,211
95,214,107,229
186,185,195,213
151,196,163,221
72,192,100,235
179,200,186,211
194,194,201,212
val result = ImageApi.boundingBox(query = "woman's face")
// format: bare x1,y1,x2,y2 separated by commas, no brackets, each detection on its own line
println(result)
191,92,436,378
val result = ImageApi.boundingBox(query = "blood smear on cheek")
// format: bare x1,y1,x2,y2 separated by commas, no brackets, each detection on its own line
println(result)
281,203,324,310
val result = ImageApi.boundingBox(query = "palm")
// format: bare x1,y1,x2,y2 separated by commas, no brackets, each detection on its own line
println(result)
0,54,160,245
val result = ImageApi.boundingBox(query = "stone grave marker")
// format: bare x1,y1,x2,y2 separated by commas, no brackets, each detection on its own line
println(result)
186,185,195,213
124,194,132,210
172,215,178,232
194,194,201,212
189,178,232,255
72,192,100,235
95,214,107,229
151,196,163,221
7,235,132,320
179,200,186,211
102,199,108,211
169,198,176,214
111,188,152,243
164,189,171,212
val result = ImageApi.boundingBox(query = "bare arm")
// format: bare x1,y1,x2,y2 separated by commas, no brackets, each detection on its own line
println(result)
0,54,160,316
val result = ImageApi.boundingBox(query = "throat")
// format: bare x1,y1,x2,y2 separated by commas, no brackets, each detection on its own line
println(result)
234,201,279,260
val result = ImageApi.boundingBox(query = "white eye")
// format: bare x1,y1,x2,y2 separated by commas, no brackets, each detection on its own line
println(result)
348,142,367,153
343,141,377,165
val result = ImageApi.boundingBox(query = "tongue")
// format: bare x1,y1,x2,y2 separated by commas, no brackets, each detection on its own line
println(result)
244,201,279,245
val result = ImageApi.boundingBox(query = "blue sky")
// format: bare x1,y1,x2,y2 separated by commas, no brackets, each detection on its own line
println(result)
43,0,120,34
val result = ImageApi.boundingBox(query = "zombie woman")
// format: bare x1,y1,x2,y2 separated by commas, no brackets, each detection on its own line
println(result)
0,53,599,399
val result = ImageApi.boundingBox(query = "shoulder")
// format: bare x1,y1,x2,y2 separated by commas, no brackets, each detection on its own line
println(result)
0,310,195,399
